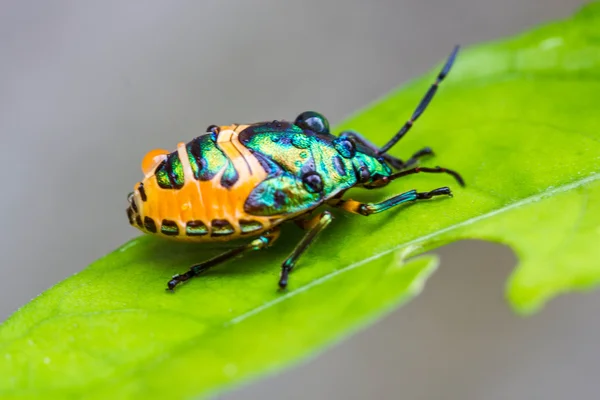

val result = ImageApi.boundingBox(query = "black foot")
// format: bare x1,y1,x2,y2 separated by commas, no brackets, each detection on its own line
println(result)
166,270,195,292
437,166,465,187
416,186,452,199
402,146,435,169
278,269,290,290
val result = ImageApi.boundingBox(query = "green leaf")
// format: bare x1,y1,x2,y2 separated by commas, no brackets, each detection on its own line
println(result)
0,240,436,400
2,3,600,398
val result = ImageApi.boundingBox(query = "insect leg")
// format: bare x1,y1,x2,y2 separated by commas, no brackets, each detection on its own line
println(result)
167,229,280,291
401,147,435,169
362,165,465,190
329,187,452,216
385,166,464,186
279,211,333,289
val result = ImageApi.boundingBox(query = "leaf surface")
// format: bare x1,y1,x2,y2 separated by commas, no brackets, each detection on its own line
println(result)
2,4,600,399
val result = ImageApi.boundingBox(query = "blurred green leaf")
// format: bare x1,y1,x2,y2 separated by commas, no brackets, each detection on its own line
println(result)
2,3,600,399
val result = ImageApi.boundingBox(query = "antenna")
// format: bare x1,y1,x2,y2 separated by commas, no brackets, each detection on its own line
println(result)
378,45,460,155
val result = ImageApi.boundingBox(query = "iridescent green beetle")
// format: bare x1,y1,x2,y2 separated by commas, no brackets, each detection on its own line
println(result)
126,46,464,291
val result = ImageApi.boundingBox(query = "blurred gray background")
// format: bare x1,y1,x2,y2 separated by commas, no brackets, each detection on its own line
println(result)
0,1,596,399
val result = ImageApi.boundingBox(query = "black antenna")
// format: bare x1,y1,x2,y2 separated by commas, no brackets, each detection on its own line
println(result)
377,45,460,155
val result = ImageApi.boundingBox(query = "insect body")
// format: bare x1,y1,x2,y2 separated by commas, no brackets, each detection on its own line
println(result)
126,46,465,291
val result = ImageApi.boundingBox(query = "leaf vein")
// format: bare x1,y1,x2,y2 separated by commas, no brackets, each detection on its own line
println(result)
231,171,600,324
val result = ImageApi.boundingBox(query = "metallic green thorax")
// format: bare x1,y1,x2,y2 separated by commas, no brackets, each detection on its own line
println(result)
151,119,394,218
238,121,393,216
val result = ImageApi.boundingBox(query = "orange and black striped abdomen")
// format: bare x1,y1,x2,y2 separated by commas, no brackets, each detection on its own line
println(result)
126,125,283,242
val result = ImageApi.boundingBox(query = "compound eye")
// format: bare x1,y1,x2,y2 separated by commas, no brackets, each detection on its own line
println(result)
141,148,169,176
294,111,330,135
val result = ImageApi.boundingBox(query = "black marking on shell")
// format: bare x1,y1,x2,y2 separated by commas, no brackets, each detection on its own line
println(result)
355,160,371,183
211,219,235,237
220,162,240,189
161,220,180,236
154,159,174,189
274,190,287,208
252,150,282,177
333,155,346,176
300,155,317,177
302,171,324,193
144,216,157,233
186,220,208,236
188,139,205,178
244,188,287,215
126,208,134,225
165,152,184,189
138,183,147,201
238,121,298,144
239,219,264,235
130,197,138,213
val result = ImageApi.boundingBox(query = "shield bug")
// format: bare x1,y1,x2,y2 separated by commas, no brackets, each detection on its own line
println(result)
126,46,464,291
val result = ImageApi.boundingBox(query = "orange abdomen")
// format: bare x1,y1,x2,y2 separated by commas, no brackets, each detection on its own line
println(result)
126,125,281,242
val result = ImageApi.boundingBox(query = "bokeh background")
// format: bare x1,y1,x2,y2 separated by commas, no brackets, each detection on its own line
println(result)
1,1,596,399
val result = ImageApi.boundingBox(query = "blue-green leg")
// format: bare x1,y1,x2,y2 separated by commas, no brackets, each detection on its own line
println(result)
329,187,452,216
279,211,333,289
